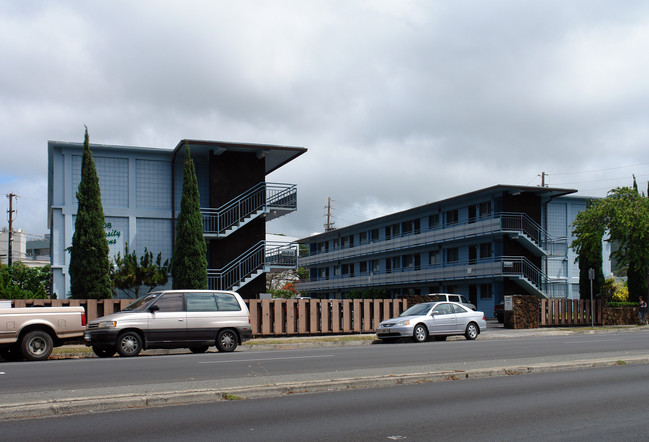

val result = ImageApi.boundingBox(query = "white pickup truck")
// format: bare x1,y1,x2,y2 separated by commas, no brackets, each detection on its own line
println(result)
0,306,86,361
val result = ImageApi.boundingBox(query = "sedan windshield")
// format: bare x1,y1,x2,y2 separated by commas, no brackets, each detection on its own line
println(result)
400,303,433,317
122,293,161,311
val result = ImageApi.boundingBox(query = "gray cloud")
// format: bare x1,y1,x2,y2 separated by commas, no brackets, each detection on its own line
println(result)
2,0,649,240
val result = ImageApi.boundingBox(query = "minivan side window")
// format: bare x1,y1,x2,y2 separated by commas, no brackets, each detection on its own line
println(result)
215,293,241,311
153,293,184,312
186,293,219,312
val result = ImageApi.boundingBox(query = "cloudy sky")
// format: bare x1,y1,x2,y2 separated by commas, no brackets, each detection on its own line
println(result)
1,0,649,241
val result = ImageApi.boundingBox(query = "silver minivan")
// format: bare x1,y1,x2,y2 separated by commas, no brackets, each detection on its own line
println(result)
84,290,252,358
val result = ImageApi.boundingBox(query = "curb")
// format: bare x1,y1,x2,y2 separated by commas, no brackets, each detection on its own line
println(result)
3,355,648,421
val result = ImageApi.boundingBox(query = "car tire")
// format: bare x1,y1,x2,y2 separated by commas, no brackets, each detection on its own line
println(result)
190,345,209,354
434,335,447,341
93,346,116,358
413,324,428,343
465,322,479,340
21,330,54,361
116,331,143,357
216,329,238,352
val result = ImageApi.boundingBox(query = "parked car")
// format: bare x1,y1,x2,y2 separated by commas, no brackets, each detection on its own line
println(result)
429,293,476,311
84,290,252,358
376,301,487,343
0,306,86,361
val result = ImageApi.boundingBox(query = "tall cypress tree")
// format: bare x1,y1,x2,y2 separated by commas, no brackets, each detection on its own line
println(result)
171,143,208,289
68,127,112,298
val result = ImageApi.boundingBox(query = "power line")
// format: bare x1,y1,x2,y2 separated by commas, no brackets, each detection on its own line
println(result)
549,162,649,176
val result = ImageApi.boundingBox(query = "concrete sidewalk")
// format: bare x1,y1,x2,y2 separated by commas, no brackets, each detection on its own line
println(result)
3,323,649,421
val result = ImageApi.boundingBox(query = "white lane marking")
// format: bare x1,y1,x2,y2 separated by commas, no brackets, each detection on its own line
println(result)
0,372,5,375
199,354,334,364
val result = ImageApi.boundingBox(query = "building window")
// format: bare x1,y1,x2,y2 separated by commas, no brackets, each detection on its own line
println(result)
334,266,341,277
343,235,354,248
480,201,492,218
446,247,459,263
386,223,401,240
371,260,380,273
392,256,401,270
332,238,339,250
480,242,492,259
359,231,368,245
480,284,493,299
360,261,368,273
429,213,440,229
446,209,458,226
371,228,379,242
429,250,441,266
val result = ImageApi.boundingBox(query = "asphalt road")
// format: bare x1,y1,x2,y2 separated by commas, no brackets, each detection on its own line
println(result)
4,364,649,441
2,331,649,394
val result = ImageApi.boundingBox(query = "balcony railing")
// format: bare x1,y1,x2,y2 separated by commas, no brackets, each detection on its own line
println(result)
303,212,551,263
298,256,548,296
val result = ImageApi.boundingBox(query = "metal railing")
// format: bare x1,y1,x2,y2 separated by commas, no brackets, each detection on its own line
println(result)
207,241,298,291
201,182,297,236
500,212,549,250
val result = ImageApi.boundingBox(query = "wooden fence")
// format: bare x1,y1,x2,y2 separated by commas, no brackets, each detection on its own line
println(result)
9,297,611,334
10,298,409,337
540,298,602,326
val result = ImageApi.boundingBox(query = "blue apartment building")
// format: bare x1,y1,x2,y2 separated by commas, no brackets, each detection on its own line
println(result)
48,139,307,299
297,185,611,315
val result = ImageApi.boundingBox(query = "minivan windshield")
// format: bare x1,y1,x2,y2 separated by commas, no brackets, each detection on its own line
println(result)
122,293,162,312
399,303,433,317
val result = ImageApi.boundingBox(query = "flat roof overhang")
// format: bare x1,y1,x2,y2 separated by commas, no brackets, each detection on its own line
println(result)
173,139,307,175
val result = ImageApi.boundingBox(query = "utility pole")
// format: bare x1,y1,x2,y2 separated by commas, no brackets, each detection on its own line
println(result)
6,193,16,266
324,197,335,232
540,172,547,187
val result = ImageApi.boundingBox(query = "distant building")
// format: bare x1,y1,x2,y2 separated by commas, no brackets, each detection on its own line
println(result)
0,228,26,265
48,139,306,299
297,185,611,316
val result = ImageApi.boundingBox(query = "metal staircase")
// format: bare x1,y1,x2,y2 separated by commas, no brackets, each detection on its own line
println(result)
201,182,297,238
501,256,549,297
501,213,550,256
207,241,298,291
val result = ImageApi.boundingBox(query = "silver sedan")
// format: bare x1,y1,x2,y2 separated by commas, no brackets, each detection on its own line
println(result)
376,301,487,343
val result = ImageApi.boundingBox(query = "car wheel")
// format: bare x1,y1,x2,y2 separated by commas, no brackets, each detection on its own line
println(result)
465,322,479,340
93,346,116,358
434,335,447,341
413,324,428,343
190,345,209,354
216,329,238,352
116,331,143,357
21,330,54,361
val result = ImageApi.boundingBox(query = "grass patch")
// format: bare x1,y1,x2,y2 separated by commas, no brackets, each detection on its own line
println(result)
222,393,244,400
243,335,376,346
